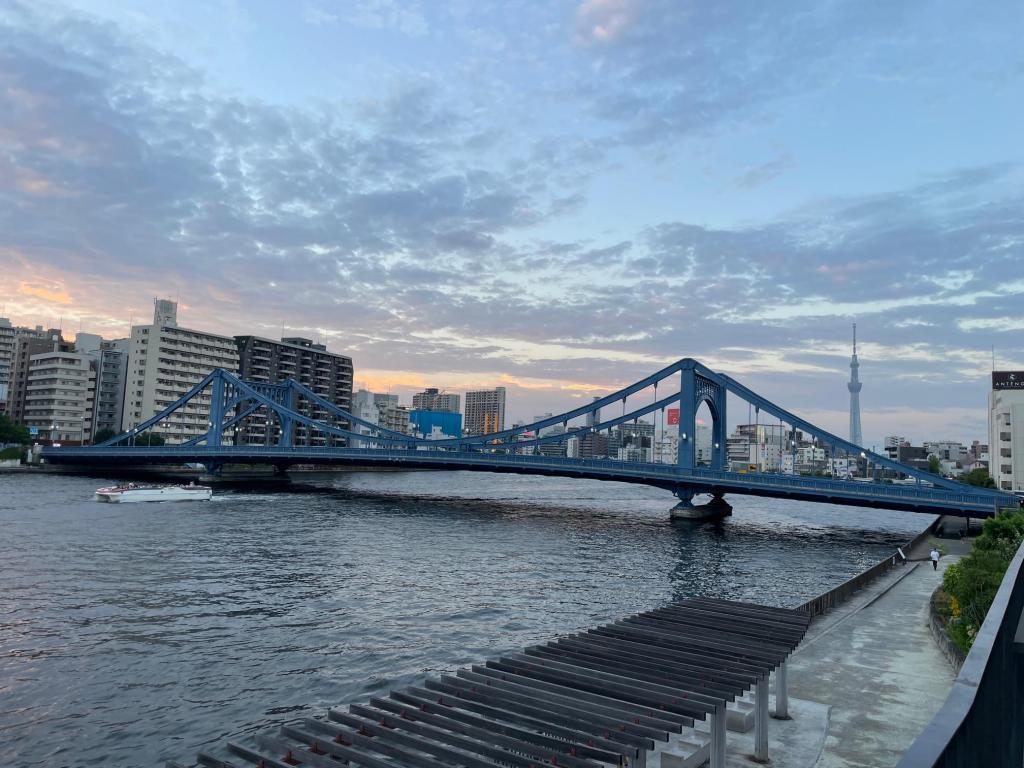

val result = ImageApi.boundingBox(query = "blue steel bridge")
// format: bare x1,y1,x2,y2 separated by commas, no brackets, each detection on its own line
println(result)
43,358,1018,518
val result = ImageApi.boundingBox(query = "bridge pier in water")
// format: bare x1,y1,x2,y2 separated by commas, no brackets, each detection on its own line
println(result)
671,488,733,521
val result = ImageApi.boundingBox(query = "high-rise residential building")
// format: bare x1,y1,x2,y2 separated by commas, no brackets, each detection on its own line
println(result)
8,329,71,424
990,371,1024,492
373,392,398,409
412,387,460,413
848,323,863,446
585,396,601,427
235,335,353,445
85,338,130,438
351,392,411,436
464,386,506,436
122,299,239,443
377,401,411,435
0,318,17,410
23,346,96,445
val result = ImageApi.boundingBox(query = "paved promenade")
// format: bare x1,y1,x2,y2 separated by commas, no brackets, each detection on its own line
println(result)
786,537,968,768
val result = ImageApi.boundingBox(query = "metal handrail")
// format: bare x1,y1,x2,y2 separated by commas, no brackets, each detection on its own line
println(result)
897,538,1024,767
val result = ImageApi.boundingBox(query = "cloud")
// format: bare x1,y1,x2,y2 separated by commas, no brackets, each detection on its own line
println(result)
567,0,1024,146
734,154,794,189
0,0,1022,437
957,317,1024,333
350,0,429,37
301,1,428,36
301,3,338,26
19,281,72,304
574,0,637,44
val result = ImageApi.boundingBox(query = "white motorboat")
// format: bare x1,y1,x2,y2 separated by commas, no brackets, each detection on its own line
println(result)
94,482,213,503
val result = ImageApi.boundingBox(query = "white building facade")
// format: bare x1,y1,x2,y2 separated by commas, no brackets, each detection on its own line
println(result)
122,299,239,443
23,348,96,444
989,371,1024,493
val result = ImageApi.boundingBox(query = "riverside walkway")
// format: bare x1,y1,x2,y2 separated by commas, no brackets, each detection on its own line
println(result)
637,535,966,768
784,537,967,768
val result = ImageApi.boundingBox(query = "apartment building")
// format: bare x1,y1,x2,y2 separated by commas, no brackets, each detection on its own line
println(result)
464,386,506,436
23,347,96,445
8,329,71,424
411,388,460,413
122,299,239,443
235,335,353,445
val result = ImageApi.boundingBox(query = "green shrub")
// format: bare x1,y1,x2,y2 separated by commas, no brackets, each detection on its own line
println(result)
0,446,24,461
92,428,118,444
0,414,29,444
942,508,1024,651
962,468,996,488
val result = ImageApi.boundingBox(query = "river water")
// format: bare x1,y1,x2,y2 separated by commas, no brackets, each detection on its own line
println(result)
0,470,931,766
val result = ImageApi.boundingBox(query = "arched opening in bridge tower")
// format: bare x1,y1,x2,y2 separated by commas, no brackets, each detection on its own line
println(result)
695,399,717,468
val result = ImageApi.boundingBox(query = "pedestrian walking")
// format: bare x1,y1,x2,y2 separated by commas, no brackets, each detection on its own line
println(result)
930,547,940,571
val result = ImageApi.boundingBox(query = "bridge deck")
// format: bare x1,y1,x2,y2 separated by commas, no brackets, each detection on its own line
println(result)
173,598,809,768
43,445,1014,518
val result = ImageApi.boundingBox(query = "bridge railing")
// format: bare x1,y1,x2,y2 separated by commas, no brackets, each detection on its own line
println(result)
688,468,1008,507
897,538,1024,767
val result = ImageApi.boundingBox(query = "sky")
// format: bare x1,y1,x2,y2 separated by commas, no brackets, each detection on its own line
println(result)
1,0,1022,447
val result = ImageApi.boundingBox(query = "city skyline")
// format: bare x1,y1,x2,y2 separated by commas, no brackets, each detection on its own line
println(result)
2,0,1023,446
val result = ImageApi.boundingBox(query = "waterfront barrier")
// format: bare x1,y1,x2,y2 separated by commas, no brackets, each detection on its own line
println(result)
898,537,1024,767
798,520,938,617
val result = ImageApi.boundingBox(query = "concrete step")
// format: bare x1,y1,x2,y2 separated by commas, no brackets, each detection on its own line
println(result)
726,698,755,732
660,734,711,768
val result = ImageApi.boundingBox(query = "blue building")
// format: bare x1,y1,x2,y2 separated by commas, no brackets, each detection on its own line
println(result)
409,409,462,439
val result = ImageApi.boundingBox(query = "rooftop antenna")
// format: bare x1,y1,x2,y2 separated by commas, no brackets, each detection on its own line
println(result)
852,322,857,355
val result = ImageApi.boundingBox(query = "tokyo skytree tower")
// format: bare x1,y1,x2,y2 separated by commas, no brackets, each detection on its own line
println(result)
848,323,863,447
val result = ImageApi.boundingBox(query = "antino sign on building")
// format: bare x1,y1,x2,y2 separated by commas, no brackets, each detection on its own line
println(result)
993,371,1024,390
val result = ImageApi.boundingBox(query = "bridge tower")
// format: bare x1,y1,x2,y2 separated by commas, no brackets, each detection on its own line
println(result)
676,362,728,471
674,363,732,520
848,323,863,447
